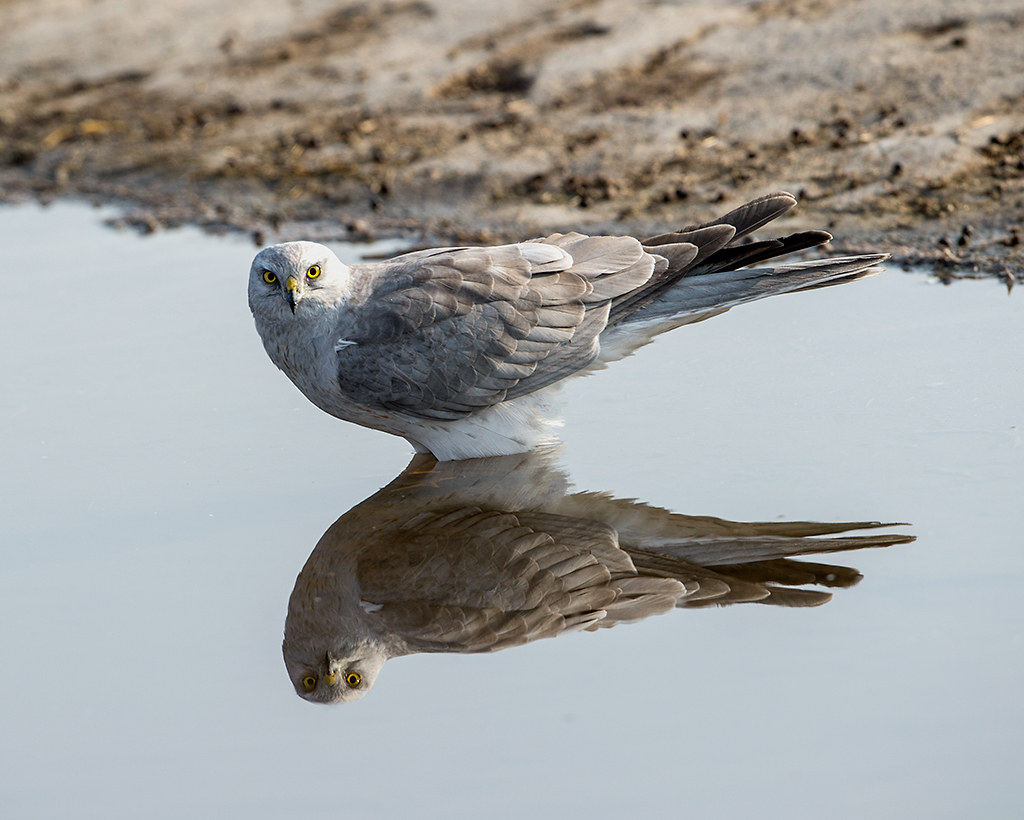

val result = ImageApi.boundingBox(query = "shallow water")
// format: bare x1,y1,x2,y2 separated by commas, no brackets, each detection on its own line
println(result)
1,202,1021,819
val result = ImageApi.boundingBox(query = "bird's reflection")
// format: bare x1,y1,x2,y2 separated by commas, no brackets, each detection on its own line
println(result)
283,449,913,703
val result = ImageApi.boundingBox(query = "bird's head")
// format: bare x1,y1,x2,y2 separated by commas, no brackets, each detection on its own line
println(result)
248,241,350,320
283,641,388,704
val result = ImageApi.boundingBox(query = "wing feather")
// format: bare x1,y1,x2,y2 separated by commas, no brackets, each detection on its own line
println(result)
335,239,654,419
356,506,631,652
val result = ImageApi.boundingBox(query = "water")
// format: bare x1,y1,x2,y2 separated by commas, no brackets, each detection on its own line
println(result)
1,202,1021,818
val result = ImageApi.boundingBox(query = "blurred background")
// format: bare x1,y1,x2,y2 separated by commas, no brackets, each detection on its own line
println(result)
2,0,1022,274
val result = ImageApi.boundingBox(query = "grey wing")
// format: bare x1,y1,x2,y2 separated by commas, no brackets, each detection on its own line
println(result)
335,239,655,420
357,507,638,653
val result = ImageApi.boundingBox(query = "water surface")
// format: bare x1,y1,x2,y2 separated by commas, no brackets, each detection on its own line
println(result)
1,203,1021,818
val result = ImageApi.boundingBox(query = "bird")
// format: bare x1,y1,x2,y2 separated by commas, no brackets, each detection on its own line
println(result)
282,449,912,703
249,192,886,460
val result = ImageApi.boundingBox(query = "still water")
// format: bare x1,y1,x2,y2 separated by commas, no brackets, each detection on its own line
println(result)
1,202,1021,818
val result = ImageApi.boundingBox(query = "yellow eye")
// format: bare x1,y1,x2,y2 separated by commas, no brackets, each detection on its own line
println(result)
301,675,317,692
306,264,321,280
345,672,361,688
262,270,277,284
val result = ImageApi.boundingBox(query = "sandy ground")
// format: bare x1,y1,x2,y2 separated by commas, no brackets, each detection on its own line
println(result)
2,0,1022,278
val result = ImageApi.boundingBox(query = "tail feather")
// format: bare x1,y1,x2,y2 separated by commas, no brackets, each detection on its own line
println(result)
606,191,886,328
642,223,736,252
693,229,833,275
691,190,799,241
645,191,799,246
790,255,889,292
608,225,733,321
617,256,883,321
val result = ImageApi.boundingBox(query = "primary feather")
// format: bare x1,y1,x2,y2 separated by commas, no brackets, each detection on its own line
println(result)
248,192,885,459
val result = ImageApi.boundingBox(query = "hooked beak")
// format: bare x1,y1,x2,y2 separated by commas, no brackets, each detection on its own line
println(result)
323,652,338,686
284,275,300,313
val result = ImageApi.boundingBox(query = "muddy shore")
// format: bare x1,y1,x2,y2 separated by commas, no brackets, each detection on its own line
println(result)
2,0,1022,278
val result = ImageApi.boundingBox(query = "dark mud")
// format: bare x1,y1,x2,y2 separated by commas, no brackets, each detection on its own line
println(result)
1,0,1022,280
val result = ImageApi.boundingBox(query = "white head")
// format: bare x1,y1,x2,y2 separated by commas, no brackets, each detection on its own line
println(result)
248,241,350,322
